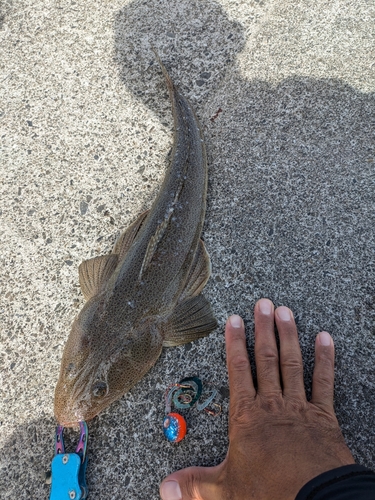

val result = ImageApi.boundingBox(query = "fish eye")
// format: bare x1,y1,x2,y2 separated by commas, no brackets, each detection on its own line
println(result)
92,381,108,398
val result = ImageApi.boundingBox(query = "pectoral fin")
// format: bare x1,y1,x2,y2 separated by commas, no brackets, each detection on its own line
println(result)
162,295,217,347
113,210,149,260
180,239,211,301
79,254,118,300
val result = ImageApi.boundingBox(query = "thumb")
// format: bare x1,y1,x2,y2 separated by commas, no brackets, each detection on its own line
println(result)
159,464,224,500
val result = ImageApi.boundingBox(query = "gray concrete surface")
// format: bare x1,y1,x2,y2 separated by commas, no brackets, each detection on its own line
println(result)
1,0,374,498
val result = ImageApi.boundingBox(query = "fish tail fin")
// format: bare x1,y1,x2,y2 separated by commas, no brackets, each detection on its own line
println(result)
151,47,175,95
162,295,217,347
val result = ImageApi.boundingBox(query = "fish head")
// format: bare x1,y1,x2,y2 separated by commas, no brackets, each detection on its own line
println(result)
54,310,163,426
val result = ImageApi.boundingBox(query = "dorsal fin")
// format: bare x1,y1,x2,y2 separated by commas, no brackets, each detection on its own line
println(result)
78,254,119,300
113,210,149,261
138,217,170,280
179,239,211,301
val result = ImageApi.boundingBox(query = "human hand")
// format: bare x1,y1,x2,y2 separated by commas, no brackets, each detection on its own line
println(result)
160,298,355,500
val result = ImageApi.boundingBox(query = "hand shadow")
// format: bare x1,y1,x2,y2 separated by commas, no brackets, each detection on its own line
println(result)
114,0,245,123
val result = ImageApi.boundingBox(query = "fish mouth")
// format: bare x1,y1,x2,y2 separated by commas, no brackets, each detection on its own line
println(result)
56,410,95,427
58,419,82,429
54,398,101,427
54,401,89,427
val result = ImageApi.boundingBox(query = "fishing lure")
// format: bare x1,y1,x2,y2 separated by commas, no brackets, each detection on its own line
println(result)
163,376,221,443
49,421,89,500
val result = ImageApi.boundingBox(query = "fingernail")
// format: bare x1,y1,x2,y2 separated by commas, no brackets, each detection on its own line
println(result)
160,480,182,500
259,298,272,315
276,306,292,321
319,331,331,346
229,315,243,328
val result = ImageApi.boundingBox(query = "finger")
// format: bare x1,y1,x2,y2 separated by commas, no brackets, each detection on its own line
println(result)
160,464,223,500
225,315,256,417
275,306,305,399
254,299,281,395
311,331,335,412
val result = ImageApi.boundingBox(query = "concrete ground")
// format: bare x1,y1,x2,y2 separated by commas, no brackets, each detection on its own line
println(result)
1,0,374,498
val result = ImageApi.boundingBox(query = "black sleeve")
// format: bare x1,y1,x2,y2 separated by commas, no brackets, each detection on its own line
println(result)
295,464,375,500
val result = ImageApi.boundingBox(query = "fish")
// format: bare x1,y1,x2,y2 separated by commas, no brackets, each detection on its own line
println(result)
54,54,217,426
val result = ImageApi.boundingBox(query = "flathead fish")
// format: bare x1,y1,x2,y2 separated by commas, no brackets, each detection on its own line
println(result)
54,55,217,426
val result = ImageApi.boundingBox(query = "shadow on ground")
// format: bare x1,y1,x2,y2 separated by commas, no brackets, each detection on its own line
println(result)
1,0,374,498
116,0,375,480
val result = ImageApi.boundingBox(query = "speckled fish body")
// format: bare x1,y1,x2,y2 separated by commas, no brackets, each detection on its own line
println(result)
54,56,217,426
